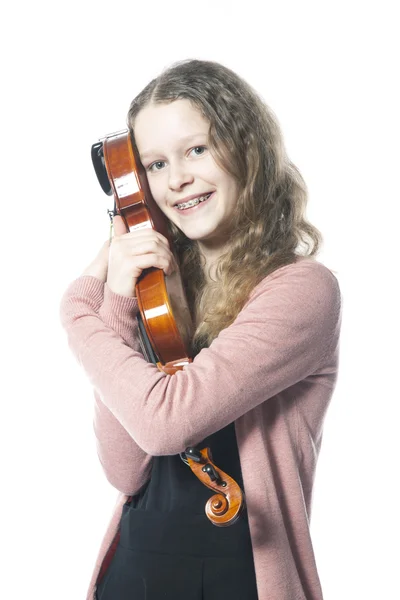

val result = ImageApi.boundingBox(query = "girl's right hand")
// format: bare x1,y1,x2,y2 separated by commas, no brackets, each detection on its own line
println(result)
107,215,177,298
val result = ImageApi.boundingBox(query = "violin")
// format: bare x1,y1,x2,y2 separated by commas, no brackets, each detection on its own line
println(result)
183,447,245,526
91,130,245,526
91,129,193,376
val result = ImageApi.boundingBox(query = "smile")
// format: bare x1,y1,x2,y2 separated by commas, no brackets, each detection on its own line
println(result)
175,192,213,212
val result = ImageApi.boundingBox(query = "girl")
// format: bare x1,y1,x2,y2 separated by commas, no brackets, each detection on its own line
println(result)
60,59,341,600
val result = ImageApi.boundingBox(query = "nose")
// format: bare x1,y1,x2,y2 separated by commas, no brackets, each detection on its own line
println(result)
168,161,194,191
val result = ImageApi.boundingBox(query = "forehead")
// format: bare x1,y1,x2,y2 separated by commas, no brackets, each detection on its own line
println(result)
134,99,210,157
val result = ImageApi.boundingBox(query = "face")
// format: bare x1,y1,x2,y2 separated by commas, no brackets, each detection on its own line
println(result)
134,99,239,256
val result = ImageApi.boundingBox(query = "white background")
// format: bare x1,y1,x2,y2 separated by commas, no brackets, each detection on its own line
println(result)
1,1,399,598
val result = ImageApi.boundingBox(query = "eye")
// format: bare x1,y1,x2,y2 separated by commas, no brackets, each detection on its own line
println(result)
148,160,166,173
190,146,207,156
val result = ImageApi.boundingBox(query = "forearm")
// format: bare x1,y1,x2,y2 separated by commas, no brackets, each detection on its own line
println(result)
61,276,152,491
99,282,142,350
94,390,152,495
95,278,153,490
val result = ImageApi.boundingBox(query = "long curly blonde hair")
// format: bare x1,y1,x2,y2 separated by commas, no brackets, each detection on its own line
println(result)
127,59,322,356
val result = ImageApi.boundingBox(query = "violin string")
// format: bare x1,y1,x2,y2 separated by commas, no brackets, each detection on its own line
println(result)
180,452,189,466
109,220,114,244
107,209,114,244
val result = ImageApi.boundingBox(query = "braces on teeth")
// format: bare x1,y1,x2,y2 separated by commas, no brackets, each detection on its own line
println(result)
177,193,211,210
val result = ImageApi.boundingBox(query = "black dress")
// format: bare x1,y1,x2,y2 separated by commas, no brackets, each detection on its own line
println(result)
95,422,259,599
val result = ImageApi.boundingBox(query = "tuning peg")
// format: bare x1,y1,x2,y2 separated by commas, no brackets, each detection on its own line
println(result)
184,446,203,463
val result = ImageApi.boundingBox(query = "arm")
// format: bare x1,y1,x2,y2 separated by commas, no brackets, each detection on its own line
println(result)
68,276,152,494
60,260,341,456
93,390,152,495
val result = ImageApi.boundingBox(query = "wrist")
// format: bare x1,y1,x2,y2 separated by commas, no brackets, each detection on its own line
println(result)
81,263,108,282
106,280,137,298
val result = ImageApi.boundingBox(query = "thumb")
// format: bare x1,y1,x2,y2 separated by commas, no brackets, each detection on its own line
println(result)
113,214,129,236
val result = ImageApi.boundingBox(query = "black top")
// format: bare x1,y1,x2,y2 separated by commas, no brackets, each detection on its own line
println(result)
95,422,258,598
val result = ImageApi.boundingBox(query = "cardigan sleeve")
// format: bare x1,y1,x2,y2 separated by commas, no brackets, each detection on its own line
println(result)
93,390,153,495
59,260,341,457
69,276,153,495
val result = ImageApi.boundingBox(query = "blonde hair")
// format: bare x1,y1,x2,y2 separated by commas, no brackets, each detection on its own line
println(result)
127,59,322,356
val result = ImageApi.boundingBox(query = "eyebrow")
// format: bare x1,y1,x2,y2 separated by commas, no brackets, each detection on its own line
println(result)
139,133,208,161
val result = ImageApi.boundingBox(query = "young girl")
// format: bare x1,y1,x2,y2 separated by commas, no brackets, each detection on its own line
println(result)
60,59,341,600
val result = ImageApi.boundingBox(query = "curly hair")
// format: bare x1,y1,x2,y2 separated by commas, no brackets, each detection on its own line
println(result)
127,59,322,356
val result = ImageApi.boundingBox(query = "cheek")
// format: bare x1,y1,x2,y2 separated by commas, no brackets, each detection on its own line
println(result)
219,174,237,194
226,181,240,208
147,176,165,205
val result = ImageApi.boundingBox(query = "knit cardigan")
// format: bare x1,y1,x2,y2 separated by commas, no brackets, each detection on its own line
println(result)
59,257,341,600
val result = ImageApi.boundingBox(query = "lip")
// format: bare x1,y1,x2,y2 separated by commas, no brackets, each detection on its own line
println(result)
171,192,213,207
173,191,214,215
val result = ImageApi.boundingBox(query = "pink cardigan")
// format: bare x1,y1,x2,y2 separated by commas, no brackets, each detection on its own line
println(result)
60,257,341,600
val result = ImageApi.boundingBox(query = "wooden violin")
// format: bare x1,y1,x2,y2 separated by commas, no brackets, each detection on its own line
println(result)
91,129,193,375
91,130,245,526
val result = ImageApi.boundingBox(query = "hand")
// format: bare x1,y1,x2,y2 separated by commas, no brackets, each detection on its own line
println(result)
106,215,176,298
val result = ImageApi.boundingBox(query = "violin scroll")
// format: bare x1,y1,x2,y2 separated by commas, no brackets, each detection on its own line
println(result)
184,447,245,527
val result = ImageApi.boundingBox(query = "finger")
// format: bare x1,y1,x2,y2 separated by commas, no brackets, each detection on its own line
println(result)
113,214,129,236
131,254,175,277
128,240,175,262
120,227,170,247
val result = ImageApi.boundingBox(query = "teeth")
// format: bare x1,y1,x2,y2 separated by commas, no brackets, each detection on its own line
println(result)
176,193,211,210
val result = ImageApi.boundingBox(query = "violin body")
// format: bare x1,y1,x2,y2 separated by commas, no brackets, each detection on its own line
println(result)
91,130,193,375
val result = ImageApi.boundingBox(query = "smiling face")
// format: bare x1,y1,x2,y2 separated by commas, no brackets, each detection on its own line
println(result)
134,99,239,260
